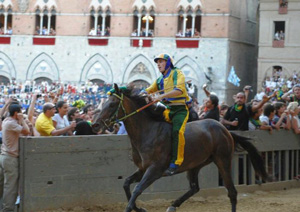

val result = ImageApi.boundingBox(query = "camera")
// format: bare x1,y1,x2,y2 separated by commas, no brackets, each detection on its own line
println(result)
37,94,42,98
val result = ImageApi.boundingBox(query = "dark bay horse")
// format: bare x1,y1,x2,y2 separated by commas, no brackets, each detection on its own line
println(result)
92,84,270,212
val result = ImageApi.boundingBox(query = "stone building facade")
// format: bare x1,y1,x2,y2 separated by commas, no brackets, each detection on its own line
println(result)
0,0,259,104
258,0,300,90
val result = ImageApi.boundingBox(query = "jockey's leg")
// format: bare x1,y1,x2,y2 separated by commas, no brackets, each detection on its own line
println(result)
170,106,189,167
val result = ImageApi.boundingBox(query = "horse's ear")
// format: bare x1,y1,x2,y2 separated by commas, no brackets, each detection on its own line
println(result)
114,83,120,95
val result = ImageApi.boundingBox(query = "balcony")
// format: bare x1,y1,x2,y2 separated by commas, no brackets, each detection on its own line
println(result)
33,36,56,45
175,37,200,48
279,7,288,14
88,36,109,46
0,35,11,45
273,40,285,48
130,37,153,47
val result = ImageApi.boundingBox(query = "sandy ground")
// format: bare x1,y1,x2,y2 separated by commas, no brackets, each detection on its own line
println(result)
43,188,300,212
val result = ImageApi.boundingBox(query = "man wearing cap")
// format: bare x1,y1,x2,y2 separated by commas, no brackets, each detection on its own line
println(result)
146,53,190,176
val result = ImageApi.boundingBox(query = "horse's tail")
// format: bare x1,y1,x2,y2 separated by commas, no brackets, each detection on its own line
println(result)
230,132,271,182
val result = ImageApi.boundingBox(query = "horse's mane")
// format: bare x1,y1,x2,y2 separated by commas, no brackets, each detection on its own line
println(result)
121,87,166,122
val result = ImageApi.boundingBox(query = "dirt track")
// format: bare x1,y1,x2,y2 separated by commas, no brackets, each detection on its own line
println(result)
43,187,300,212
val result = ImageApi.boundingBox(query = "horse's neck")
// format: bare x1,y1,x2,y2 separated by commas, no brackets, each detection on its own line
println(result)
122,102,154,146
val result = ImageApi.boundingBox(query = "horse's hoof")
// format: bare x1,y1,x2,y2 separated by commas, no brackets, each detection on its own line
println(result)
166,206,176,212
139,208,147,212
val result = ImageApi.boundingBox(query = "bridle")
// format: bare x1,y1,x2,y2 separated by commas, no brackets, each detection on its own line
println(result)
99,92,158,129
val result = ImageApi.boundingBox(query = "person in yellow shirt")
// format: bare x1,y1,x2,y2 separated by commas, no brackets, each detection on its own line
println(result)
35,103,76,136
146,53,190,176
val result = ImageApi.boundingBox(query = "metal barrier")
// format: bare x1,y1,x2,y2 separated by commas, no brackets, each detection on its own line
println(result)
18,130,300,211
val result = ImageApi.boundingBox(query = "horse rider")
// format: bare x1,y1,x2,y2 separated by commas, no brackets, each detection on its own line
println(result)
146,53,190,176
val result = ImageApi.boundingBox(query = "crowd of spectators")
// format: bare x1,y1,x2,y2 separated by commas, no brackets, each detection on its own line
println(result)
89,25,110,36
176,28,201,37
131,28,154,37
34,26,56,36
0,26,13,35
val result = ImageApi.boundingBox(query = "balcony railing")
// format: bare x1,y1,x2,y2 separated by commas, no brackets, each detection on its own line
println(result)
175,37,200,48
88,36,109,46
0,35,11,44
33,36,56,45
130,37,153,47
273,40,285,48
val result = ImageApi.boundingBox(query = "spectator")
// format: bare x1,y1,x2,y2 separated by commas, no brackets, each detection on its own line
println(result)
67,107,81,123
7,27,12,35
282,84,300,106
221,87,273,130
117,121,127,135
273,102,290,130
52,101,72,136
187,101,199,122
259,103,276,131
35,103,76,136
81,104,93,122
89,28,96,36
176,30,183,37
248,100,270,131
0,104,30,211
199,94,220,121
35,26,40,35
274,31,280,40
287,102,300,134
50,28,56,36
219,104,229,122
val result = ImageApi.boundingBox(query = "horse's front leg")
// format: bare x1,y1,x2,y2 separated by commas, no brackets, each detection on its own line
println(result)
125,164,164,212
123,169,144,212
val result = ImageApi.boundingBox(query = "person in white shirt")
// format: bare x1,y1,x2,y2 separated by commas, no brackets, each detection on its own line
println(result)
52,101,73,136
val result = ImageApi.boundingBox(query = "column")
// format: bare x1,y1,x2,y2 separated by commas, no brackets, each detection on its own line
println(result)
40,14,44,35
47,13,51,35
191,14,196,37
182,14,187,37
137,14,142,36
145,14,149,37
94,14,98,36
101,14,106,36
4,13,8,34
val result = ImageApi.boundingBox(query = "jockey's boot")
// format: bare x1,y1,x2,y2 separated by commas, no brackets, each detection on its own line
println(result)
164,163,178,176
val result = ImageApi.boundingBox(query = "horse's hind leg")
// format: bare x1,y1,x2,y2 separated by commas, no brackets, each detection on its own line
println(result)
214,158,237,212
167,159,212,212
123,169,145,212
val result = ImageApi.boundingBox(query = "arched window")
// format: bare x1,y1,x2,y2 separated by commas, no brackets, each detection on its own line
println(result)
0,6,13,35
35,7,56,36
132,7,155,37
34,77,52,85
177,6,202,37
0,75,10,85
89,7,111,36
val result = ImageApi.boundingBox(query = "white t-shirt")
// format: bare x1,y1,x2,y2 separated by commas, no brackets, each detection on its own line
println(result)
259,115,270,125
52,114,70,130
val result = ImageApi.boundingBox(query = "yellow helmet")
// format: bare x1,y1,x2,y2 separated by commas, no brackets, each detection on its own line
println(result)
154,53,174,64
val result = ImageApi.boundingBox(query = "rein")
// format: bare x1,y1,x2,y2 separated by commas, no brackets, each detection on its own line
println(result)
102,93,158,128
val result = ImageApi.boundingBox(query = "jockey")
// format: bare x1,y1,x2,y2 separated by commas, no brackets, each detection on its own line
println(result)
146,53,190,176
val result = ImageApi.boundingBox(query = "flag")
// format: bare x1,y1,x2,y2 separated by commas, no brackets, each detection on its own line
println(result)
227,66,240,87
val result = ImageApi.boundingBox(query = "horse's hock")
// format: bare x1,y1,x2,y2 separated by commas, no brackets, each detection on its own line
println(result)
19,131,300,212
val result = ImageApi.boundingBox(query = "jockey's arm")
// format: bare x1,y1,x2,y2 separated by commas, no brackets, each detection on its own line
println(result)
152,89,183,102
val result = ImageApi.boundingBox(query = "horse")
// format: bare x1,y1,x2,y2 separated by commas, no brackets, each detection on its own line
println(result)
92,84,270,212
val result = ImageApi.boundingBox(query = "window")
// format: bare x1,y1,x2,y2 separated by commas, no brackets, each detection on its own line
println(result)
132,7,155,37
274,21,285,41
177,7,201,38
35,7,56,36
89,8,111,36
0,7,13,35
